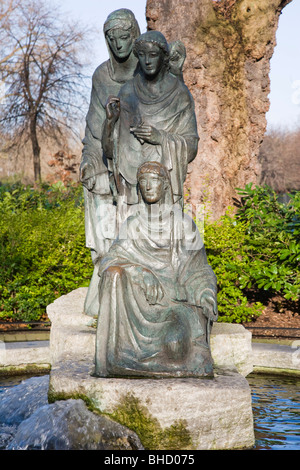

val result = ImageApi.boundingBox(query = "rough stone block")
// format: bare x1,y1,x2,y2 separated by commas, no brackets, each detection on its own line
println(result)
0,341,50,369
49,357,254,450
211,322,253,376
252,342,300,375
47,289,255,450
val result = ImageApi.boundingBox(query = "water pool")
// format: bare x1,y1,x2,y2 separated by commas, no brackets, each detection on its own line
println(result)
247,373,300,450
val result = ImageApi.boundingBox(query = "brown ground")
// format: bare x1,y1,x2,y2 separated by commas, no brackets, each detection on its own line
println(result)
0,312,50,333
243,294,300,340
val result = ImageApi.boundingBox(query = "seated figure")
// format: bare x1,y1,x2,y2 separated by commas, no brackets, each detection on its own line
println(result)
94,161,218,378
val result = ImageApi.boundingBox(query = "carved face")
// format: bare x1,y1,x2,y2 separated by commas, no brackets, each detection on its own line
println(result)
169,50,184,76
106,28,133,60
136,42,165,78
169,41,186,77
138,172,166,204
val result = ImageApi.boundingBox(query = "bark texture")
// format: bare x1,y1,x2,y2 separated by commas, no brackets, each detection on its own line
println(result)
146,0,293,219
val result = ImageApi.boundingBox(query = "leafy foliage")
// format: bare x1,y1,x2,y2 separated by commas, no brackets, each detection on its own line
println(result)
203,208,264,323
202,184,299,323
236,184,300,302
0,182,92,322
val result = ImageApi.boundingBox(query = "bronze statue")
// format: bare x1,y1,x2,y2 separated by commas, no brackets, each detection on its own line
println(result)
79,12,218,378
80,9,141,317
94,162,218,378
102,30,199,215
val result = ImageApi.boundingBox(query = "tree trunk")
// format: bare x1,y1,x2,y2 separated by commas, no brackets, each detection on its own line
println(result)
146,0,293,219
30,116,41,182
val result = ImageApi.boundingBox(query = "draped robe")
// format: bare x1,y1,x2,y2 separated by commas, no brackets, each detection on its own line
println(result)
95,205,218,378
110,72,199,206
82,10,140,260
81,20,139,317
82,60,138,256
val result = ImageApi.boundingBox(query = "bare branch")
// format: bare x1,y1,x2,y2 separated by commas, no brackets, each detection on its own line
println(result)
0,0,93,181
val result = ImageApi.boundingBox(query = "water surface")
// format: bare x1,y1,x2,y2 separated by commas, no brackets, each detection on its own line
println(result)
247,374,300,450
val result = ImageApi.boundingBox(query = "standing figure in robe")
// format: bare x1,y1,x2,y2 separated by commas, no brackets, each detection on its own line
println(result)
79,9,141,317
95,162,218,379
102,30,199,223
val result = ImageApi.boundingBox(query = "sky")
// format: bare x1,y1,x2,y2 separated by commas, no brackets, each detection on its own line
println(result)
58,0,300,133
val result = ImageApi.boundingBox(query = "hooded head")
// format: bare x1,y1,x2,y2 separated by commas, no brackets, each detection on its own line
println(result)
133,31,169,64
133,31,169,55
104,9,141,65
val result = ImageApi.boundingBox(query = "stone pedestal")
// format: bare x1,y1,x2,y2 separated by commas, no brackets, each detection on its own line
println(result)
47,288,255,450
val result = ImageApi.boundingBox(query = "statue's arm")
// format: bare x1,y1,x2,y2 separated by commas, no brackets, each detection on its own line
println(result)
130,94,199,161
185,279,218,321
179,244,218,320
185,134,199,163
130,124,163,146
102,96,120,159
176,102,199,163
197,288,218,321
119,262,165,305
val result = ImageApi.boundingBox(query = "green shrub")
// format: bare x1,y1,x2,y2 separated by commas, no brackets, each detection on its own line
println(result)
203,208,264,323
201,184,299,323
0,183,92,322
236,184,300,302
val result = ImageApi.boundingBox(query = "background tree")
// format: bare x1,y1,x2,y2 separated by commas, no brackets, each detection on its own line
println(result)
0,1,20,70
0,0,91,182
259,127,300,193
146,0,293,220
